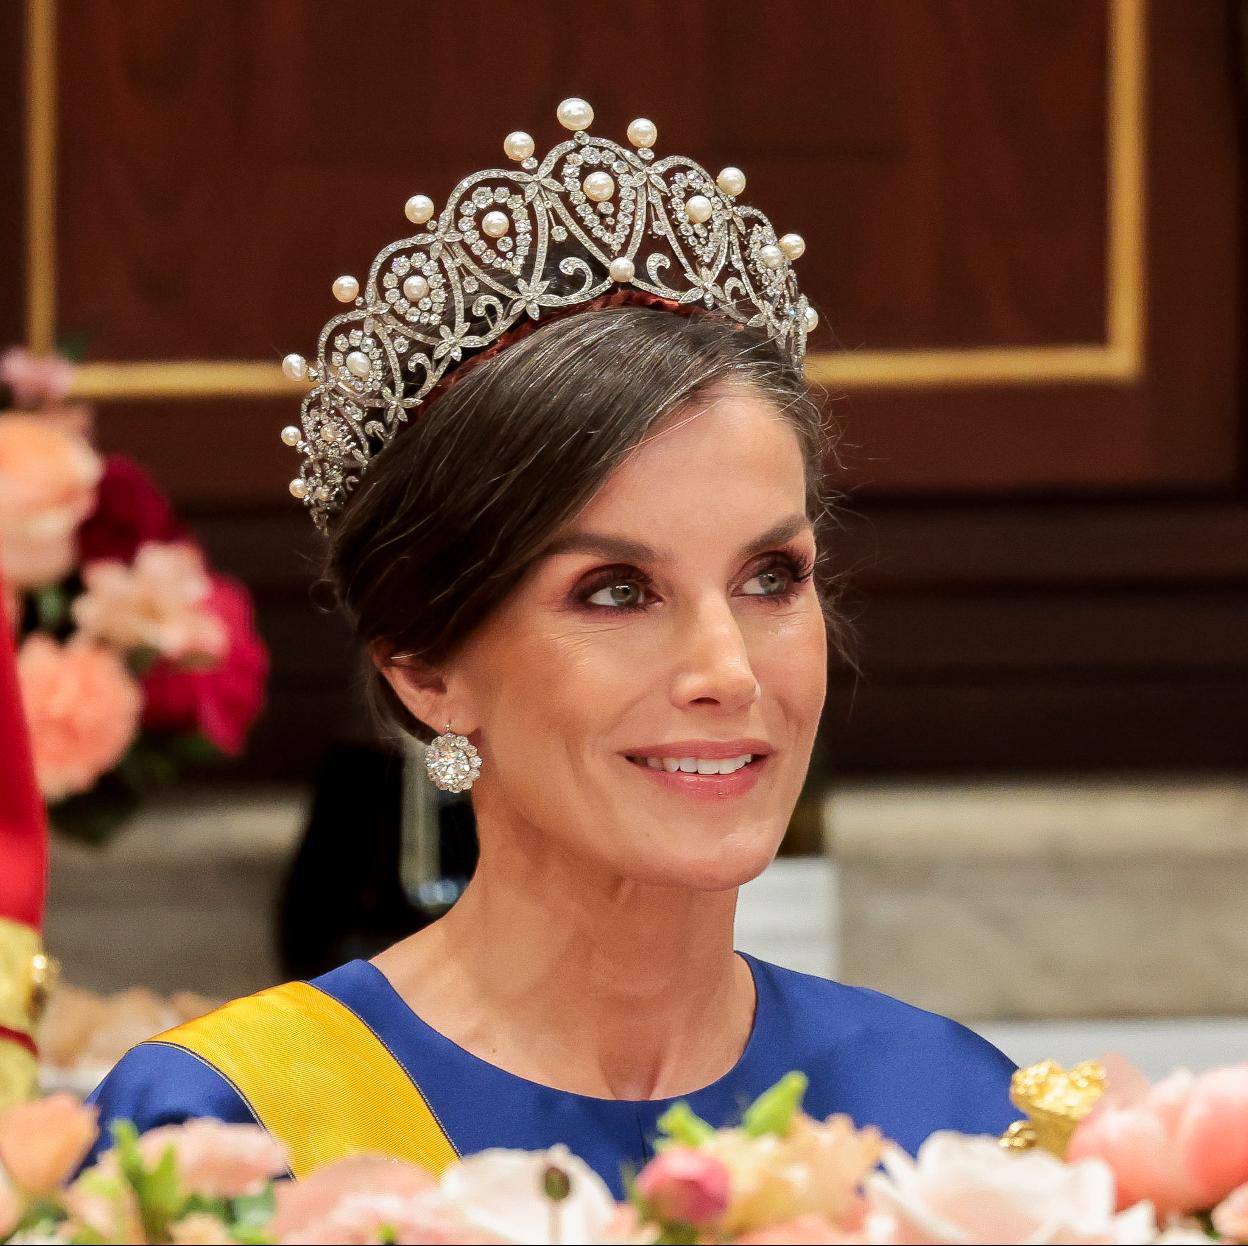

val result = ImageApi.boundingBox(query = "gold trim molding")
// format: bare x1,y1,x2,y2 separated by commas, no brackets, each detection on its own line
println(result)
24,0,1146,398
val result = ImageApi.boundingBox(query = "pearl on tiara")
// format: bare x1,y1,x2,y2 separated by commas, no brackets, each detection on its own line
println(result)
404,195,435,225
481,210,510,238
284,98,813,531
503,131,535,162
626,118,657,148
583,172,614,202
557,97,594,131
684,195,713,224
779,233,806,260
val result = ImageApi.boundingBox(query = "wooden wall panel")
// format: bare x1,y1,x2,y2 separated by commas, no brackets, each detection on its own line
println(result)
12,0,1247,778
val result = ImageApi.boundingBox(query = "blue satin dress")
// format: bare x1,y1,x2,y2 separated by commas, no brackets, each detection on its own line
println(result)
85,952,1020,1197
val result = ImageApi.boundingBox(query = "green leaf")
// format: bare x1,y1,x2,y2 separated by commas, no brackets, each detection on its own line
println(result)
741,1071,808,1139
229,1185,276,1232
31,583,70,631
655,1101,715,1148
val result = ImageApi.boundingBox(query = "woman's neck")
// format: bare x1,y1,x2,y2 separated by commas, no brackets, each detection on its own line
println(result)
371,816,757,1100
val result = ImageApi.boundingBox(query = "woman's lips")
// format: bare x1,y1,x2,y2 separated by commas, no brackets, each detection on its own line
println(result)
621,753,768,800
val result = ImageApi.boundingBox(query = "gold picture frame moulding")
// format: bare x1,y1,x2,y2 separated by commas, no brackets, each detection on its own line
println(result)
24,0,1145,400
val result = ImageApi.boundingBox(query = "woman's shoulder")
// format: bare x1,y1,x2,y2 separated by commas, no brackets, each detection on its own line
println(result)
82,960,373,1164
742,954,1020,1145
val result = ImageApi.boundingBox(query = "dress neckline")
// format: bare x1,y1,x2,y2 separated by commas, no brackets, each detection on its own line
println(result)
346,950,766,1108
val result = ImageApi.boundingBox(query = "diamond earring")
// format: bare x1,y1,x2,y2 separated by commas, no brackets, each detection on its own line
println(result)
423,723,482,792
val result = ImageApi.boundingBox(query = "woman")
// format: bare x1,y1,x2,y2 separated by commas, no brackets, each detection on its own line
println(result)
87,101,1020,1193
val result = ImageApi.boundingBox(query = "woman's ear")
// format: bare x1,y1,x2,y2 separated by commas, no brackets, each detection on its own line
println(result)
370,643,456,735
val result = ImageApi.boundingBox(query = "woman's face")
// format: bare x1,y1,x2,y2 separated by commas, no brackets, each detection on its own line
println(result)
412,383,827,891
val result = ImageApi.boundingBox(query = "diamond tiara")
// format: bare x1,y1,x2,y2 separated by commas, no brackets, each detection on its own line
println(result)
279,97,818,532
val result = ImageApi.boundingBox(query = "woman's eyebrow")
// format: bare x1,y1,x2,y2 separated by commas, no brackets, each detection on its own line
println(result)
538,513,811,564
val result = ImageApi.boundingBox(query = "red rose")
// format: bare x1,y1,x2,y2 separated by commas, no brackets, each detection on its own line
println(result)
77,456,185,565
141,574,267,755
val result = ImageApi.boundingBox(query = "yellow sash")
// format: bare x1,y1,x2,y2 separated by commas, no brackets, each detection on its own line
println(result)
154,980,458,1178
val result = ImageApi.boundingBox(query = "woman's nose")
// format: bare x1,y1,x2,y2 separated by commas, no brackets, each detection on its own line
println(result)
670,599,761,711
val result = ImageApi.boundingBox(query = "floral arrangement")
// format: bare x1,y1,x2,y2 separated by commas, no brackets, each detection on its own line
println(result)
0,348,267,842
2,1059,1247,1245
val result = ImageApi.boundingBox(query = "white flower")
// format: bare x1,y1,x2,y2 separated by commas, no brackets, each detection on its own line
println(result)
863,1133,1158,1245
439,1145,616,1245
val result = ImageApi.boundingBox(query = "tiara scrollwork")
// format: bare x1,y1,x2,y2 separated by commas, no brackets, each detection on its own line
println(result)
280,97,817,531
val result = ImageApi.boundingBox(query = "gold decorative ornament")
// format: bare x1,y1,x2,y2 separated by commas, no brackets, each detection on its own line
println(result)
998,1058,1109,1157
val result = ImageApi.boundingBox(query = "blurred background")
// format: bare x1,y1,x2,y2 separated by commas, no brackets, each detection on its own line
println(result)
2,0,1245,1082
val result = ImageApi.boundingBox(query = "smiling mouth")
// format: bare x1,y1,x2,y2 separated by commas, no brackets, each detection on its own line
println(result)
624,754,763,776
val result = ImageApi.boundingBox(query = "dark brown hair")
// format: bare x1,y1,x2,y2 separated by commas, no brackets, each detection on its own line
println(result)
325,305,849,742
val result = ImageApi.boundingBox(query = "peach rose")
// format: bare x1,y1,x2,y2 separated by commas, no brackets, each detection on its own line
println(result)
171,1211,235,1243
132,1119,289,1199
16,635,142,800
0,414,101,588
274,1155,496,1245
1068,1061,1248,1218
73,542,228,663
0,1093,99,1196
702,1113,883,1236
0,1168,21,1238
1213,1184,1248,1241
736,1214,866,1243
0,347,76,407
62,1169,143,1243
863,1133,1157,1245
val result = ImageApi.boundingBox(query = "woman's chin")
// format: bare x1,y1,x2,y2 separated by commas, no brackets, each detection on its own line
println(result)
638,829,783,892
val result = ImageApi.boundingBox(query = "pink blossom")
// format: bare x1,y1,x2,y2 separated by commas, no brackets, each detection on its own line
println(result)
0,347,76,407
863,1133,1157,1245
0,1093,99,1196
16,635,142,799
73,542,228,663
140,573,267,755
273,1156,492,1245
0,413,101,588
1213,1183,1248,1241
130,1120,288,1199
1068,1060,1248,1217
636,1146,731,1227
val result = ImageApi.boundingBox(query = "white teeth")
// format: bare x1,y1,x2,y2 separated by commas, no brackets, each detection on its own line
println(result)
629,754,757,775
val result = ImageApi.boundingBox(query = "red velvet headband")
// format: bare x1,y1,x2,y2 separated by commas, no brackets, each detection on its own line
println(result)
422,289,697,409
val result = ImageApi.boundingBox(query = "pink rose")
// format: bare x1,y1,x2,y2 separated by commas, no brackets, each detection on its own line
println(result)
636,1146,731,1227
140,573,267,754
0,347,76,407
1214,1183,1248,1241
16,636,142,800
77,455,185,565
0,414,101,588
273,1155,494,1245
863,1133,1157,1245
73,542,228,663
132,1119,289,1199
0,1093,99,1196
1068,1061,1248,1218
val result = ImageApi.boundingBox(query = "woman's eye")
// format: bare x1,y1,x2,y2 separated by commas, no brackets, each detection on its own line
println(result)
741,566,792,597
585,580,648,610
